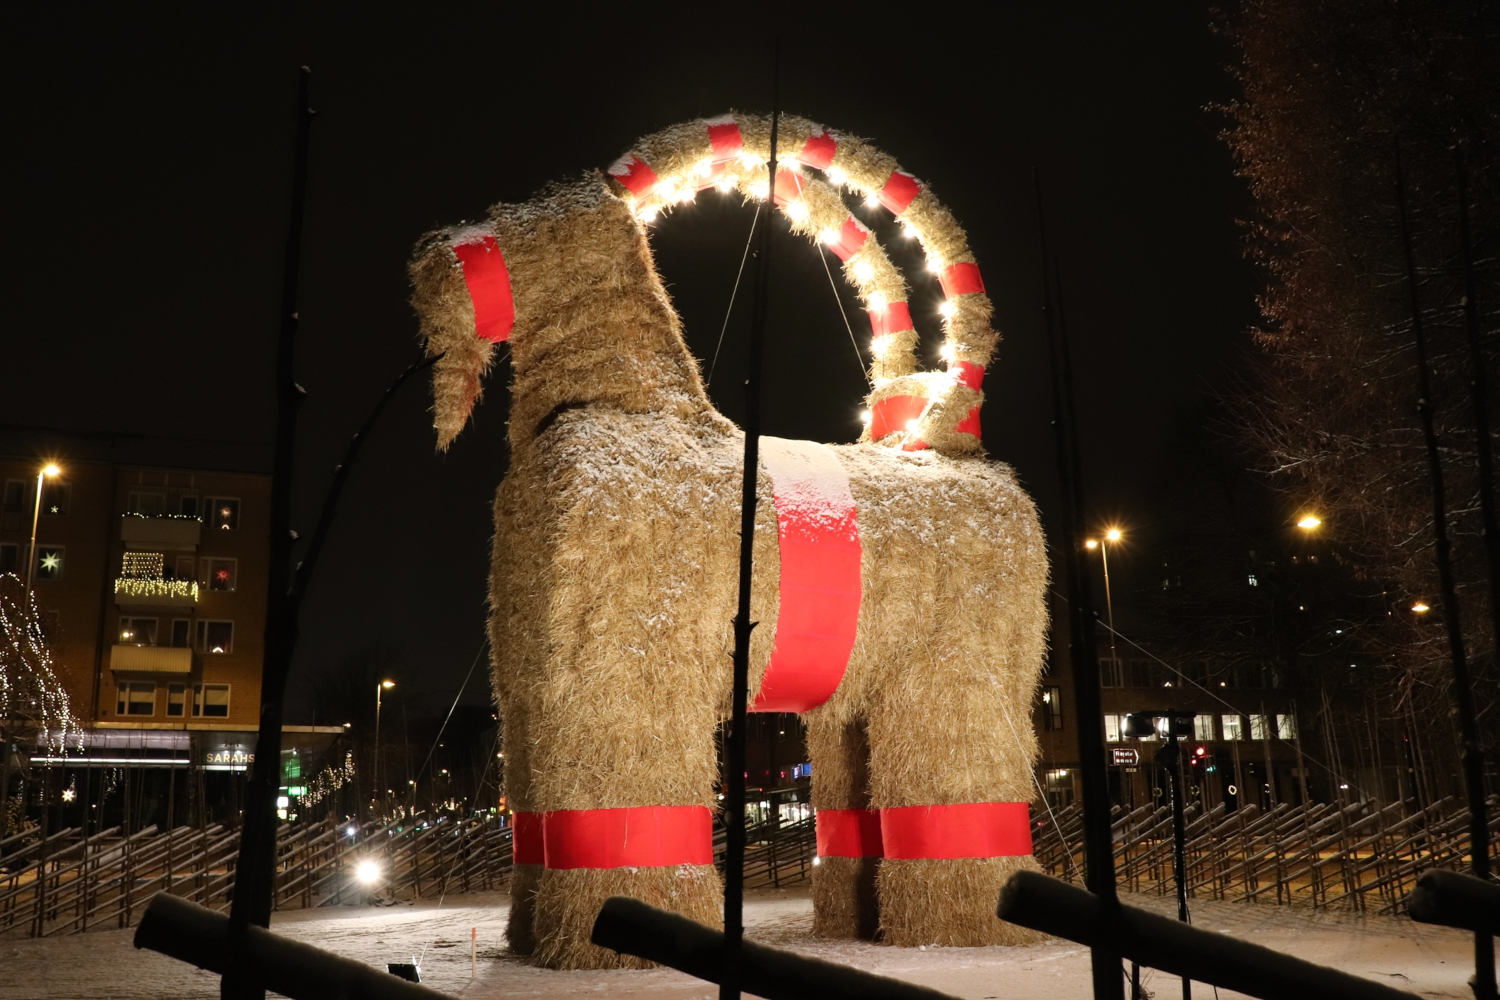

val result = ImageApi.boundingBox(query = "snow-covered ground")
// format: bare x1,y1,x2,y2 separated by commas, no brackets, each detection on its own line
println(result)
1,885,1480,1000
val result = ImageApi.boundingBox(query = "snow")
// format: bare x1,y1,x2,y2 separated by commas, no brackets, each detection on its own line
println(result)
0,886,1480,1000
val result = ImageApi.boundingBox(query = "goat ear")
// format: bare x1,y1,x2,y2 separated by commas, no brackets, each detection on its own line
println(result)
409,229,511,451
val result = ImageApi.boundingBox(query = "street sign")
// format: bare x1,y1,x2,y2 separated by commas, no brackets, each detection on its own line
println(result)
1110,748,1140,766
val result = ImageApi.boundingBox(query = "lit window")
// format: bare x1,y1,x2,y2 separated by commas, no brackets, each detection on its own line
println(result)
35,546,64,582
197,620,234,654
117,682,156,717
1194,714,1215,740
207,558,237,592
1042,686,1063,730
1249,714,1270,741
1104,714,1122,742
207,498,240,531
118,616,158,646
195,683,230,718
1247,574,1258,587
1221,715,1244,740
167,683,187,717
1045,769,1075,808
1276,714,1298,740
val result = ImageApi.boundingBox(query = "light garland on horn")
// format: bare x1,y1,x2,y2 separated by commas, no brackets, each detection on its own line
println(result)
605,113,996,456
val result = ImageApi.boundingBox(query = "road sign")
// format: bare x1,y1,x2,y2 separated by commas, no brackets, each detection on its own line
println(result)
1110,748,1140,766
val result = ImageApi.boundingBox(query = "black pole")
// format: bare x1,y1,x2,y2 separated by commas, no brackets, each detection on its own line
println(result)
723,51,779,1000
1396,146,1495,1000
1034,173,1122,1000
1158,731,1191,999
223,67,314,1000
1452,144,1498,1000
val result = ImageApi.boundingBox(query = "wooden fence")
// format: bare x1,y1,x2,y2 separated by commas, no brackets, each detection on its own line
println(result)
0,809,816,939
1032,794,1500,914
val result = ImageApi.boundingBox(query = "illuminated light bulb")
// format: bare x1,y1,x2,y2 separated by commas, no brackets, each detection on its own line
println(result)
1106,528,1122,542
656,178,678,199
852,261,874,282
676,186,697,204
639,206,659,223
867,292,887,312
939,301,957,319
820,228,841,245
870,334,891,356
939,343,955,361
825,166,847,186
860,409,872,424
356,860,380,884
1412,602,1430,613
905,419,920,433
716,178,735,194
1297,515,1322,530
1085,539,1099,550
749,182,769,201
927,257,944,273
785,200,809,222
738,153,761,169
695,158,713,178
864,192,880,208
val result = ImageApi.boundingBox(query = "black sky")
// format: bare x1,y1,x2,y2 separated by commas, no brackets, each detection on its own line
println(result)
2,5,1258,717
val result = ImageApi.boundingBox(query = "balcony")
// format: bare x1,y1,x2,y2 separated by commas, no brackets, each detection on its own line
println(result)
110,644,193,674
115,577,199,609
120,514,201,551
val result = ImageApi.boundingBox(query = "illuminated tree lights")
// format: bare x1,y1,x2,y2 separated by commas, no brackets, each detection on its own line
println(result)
0,572,82,757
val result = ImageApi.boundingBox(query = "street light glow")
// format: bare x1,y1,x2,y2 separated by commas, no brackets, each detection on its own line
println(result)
1412,602,1430,613
1297,515,1322,530
356,860,380,884
1085,539,1099,550
381,680,395,689
1105,528,1122,542
42,464,61,477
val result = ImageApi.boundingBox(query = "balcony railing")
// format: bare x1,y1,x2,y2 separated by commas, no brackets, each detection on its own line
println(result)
120,514,202,550
109,644,193,674
114,577,199,608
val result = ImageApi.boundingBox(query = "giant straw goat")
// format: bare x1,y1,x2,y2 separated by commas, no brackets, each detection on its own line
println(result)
409,113,1049,969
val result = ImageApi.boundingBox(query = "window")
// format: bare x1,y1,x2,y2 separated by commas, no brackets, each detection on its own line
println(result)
119,616,158,645
1276,714,1298,740
197,620,233,654
167,683,187,717
1249,714,1270,741
116,682,156,717
179,495,198,517
170,619,191,648
1041,686,1063,730
1099,657,1124,688
1194,714,1216,740
2,480,22,514
128,491,166,516
207,498,240,531
0,543,17,574
206,558,237,592
174,555,195,581
194,683,230,718
1184,662,1208,688
34,546,64,581
40,481,69,515
1221,714,1244,740
1104,714,1122,742
1128,660,1153,688
1045,769,1075,809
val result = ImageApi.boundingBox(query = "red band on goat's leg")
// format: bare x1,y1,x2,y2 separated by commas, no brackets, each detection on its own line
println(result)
451,235,515,343
869,395,927,442
879,802,1033,860
512,811,544,865
541,805,713,869
751,437,862,714
816,808,884,858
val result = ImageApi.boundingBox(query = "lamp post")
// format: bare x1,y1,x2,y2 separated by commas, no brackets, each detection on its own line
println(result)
1085,528,1123,670
374,680,394,812
24,464,61,601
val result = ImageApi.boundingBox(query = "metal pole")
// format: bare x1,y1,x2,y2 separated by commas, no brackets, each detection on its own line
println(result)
223,67,314,1000
1159,729,1191,1000
375,683,383,812
24,470,43,599
1034,175,1122,1000
723,47,779,1000
1453,144,1498,1000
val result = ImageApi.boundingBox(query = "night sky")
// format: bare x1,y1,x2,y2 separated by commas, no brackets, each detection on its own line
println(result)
2,6,1257,718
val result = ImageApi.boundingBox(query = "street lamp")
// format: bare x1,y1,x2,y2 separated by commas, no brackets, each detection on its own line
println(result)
1412,602,1431,614
1086,527,1124,673
24,463,62,600
374,680,395,811
1296,514,1322,531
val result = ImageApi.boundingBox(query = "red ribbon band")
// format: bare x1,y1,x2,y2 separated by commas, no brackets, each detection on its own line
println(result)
869,394,927,441
876,169,922,215
541,805,713,869
451,236,515,343
955,406,982,439
880,802,1033,860
816,808,884,858
607,153,659,198
752,438,862,713
949,360,985,390
705,116,743,162
512,811,544,865
869,301,914,338
772,169,807,208
799,129,837,170
826,215,869,262
939,262,985,298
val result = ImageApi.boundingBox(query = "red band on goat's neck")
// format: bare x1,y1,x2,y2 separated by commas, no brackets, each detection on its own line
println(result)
876,169,922,215
512,811,544,865
704,115,743,162
939,262,985,298
799,129,837,170
869,394,926,442
452,236,515,343
541,805,712,869
607,153,659,198
816,808,883,858
880,802,1033,860
826,215,869,262
869,301,913,338
751,437,862,714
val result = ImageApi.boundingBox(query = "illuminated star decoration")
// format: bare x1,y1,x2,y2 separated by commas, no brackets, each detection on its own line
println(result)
62,787,76,803
40,552,61,572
